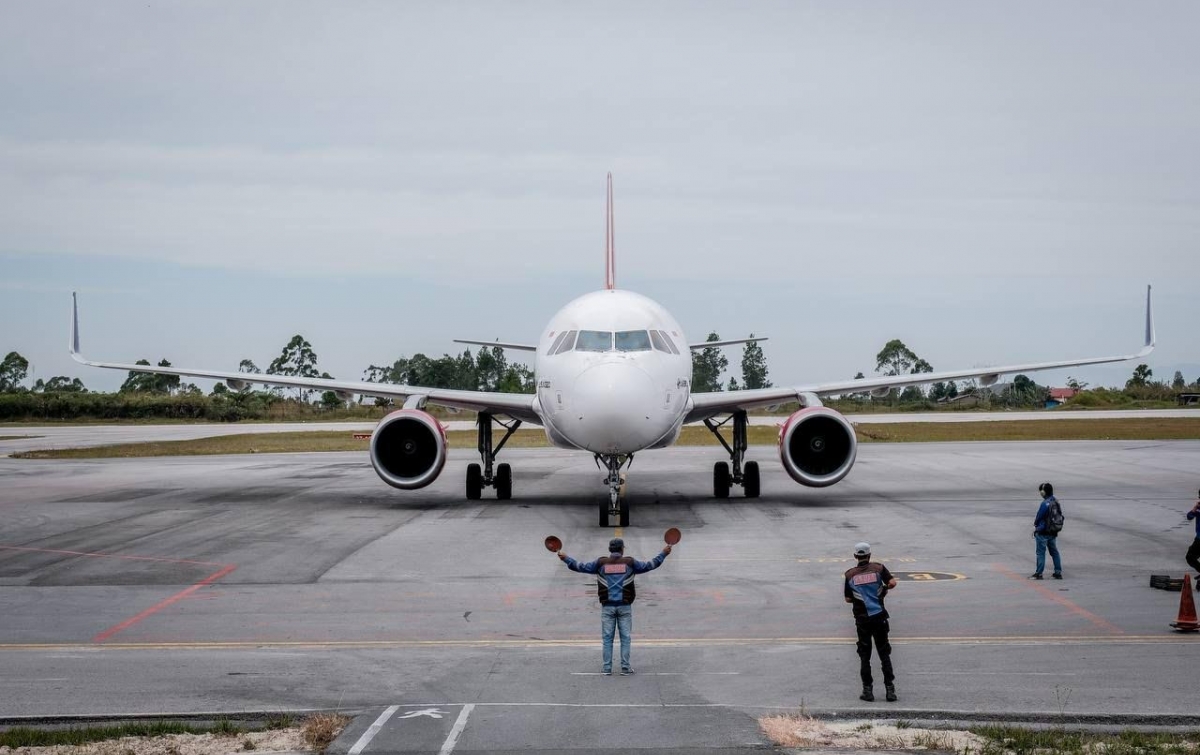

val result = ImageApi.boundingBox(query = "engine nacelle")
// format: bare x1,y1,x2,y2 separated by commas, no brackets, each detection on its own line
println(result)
369,409,447,490
778,406,858,487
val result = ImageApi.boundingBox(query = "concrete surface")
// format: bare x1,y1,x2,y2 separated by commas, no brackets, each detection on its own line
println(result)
2,439,1199,752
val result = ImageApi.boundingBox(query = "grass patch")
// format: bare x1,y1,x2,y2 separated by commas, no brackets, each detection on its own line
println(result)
302,712,351,750
13,418,1200,460
970,725,1200,755
853,417,1200,442
0,713,320,752
0,434,38,441
0,719,245,748
760,715,1200,754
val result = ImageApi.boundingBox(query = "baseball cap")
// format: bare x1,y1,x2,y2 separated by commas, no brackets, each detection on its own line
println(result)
609,538,625,552
853,542,871,557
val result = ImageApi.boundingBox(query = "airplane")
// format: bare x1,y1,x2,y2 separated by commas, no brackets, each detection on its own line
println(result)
70,174,1156,526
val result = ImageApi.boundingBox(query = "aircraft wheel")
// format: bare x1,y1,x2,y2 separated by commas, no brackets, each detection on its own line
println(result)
619,494,630,527
599,495,610,527
744,461,761,498
466,463,482,500
713,462,731,499
495,463,512,500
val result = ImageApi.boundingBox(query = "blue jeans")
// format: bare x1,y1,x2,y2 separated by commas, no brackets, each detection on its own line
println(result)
600,604,632,671
1035,533,1062,575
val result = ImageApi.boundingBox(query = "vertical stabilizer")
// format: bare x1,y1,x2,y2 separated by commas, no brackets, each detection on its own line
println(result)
605,173,615,290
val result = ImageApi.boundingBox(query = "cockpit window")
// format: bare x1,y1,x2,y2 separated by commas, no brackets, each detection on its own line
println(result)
654,330,681,354
575,330,613,352
615,330,652,352
546,331,570,355
551,330,577,355
649,330,670,353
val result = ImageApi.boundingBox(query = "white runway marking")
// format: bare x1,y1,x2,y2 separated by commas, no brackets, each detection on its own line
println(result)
347,704,398,755
570,671,740,676
909,671,1078,676
438,703,474,755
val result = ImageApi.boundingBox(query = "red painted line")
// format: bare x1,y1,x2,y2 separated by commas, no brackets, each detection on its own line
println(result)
91,564,237,644
994,564,1125,635
0,544,223,567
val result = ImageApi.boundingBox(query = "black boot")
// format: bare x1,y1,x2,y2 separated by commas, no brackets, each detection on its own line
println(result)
885,684,897,702
859,686,874,702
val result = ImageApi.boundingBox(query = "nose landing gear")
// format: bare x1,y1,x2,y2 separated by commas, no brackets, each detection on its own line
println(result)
703,409,760,499
596,453,632,526
466,412,522,500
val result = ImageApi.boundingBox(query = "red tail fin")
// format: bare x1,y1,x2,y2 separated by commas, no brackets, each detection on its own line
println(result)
605,172,616,290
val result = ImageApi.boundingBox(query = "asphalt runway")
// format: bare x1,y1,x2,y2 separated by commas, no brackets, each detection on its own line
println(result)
3,408,1197,456
2,441,1199,752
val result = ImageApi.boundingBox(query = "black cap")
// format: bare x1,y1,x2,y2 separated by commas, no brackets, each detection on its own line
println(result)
609,538,625,552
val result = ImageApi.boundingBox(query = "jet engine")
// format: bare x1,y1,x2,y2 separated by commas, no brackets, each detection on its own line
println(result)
778,406,857,487
369,409,447,490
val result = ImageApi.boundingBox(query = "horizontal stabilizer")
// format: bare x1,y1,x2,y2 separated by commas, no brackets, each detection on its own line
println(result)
452,339,538,352
688,336,768,351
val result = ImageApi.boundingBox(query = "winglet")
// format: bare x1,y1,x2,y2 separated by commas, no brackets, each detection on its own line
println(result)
604,172,615,291
1140,284,1155,357
70,291,83,362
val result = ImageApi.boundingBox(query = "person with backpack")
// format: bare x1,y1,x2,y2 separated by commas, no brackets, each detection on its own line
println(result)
557,537,671,675
844,541,899,702
1030,481,1064,580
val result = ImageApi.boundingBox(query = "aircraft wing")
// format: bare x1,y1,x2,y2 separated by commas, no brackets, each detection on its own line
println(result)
69,294,542,425
685,285,1155,424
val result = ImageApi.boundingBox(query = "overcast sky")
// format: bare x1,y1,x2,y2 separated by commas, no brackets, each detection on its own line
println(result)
2,1,1197,394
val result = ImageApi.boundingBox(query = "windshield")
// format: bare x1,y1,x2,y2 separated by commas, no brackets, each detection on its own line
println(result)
615,330,652,352
575,330,613,352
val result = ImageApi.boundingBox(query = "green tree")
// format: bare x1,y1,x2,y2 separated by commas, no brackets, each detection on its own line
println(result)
727,376,740,391
476,347,507,391
740,335,771,390
268,336,320,401
238,359,260,374
1126,364,1152,390
692,332,728,393
496,363,535,393
1173,371,1186,390
0,351,30,392
33,376,87,393
120,359,179,394
876,339,919,377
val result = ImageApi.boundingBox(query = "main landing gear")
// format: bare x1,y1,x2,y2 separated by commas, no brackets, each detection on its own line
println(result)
596,453,631,527
703,409,760,499
466,412,522,500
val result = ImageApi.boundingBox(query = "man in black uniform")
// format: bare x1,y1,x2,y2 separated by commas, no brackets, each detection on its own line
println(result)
844,541,898,702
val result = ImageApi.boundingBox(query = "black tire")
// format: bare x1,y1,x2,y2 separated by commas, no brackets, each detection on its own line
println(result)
713,461,731,499
495,463,512,500
466,463,482,500
619,495,630,527
744,460,760,498
599,496,609,527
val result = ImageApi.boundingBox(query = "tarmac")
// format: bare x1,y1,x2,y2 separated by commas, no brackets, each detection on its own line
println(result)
1,438,1199,752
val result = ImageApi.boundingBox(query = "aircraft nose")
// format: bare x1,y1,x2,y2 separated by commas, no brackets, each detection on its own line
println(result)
571,361,664,453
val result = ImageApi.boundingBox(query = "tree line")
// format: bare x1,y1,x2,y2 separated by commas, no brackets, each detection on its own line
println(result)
1,330,1194,420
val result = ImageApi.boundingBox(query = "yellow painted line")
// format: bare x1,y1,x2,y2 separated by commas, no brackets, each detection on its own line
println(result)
0,635,1193,652
613,527,623,538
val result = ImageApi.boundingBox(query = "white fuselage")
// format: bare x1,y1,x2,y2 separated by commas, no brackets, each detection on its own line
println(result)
533,289,692,455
